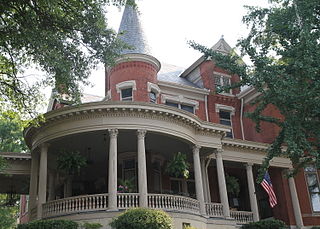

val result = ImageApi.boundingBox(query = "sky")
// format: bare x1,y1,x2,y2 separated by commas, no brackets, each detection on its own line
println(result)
85,0,269,96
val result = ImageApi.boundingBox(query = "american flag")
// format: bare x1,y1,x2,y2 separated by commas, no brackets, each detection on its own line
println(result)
261,171,277,208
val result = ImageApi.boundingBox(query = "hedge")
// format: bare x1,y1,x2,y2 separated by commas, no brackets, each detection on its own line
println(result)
110,208,174,229
17,219,78,229
241,219,288,229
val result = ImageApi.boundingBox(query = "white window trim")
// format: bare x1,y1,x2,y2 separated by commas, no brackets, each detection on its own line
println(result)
116,80,136,101
304,166,320,213
213,71,233,95
147,82,161,97
215,104,235,115
216,104,234,138
161,94,199,110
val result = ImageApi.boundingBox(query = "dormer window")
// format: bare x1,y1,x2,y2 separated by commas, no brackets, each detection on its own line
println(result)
215,104,235,138
121,88,133,101
214,72,232,94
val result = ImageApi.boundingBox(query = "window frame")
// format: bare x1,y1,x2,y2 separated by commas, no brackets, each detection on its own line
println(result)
213,72,232,95
116,80,136,101
121,88,133,101
305,165,320,213
215,104,235,138
162,95,198,114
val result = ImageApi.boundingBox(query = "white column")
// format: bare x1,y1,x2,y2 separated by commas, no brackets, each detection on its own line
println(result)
245,163,259,222
201,157,209,202
216,149,230,218
288,174,304,228
137,129,148,207
205,158,212,203
108,129,118,210
193,145,206,215
37,143,49,219
28,150,39,215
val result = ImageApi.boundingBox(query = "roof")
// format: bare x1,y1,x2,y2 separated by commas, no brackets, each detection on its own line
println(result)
157,63,200,88
180,37,233,77
118,1,151,55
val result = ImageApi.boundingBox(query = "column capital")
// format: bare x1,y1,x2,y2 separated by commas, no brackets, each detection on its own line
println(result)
108,129,118,138
192,145,201,154
137,129,147,139
216,148,223,154
245,162,254,168
40,143,50,151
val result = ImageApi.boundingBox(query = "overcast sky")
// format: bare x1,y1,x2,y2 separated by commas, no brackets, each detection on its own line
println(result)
85,0,268,96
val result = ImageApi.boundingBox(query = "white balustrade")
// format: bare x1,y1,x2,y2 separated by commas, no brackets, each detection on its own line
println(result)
230,210,254,224
148,194,200,214
205,203,224,217
117,193,139,209
42,193,108,218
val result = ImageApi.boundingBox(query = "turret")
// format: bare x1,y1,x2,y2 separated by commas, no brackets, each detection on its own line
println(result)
106,1,161,103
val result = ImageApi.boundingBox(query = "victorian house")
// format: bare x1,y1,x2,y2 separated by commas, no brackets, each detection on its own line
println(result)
2,2,320,229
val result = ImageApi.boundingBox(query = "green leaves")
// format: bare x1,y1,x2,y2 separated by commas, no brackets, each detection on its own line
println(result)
191,0,320,180
165,152,190,179
0,0,129,117
56,151,87,175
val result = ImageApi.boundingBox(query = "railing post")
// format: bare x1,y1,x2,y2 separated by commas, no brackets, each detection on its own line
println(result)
108,129,118,211
192,145,206,215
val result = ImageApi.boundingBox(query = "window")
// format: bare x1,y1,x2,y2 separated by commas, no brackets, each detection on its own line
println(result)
123,158,137,192
165,101,194,113
219,110,233,138
149,91,157,103
121,88,133,101
214,74,231,94
305,166,320,212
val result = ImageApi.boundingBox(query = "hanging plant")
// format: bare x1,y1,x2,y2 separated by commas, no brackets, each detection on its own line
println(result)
165,152,190,179
57,150,87,175
225,173,240,197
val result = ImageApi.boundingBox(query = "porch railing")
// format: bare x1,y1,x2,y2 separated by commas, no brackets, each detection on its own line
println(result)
148,194,200,214
230,210,254,224
205,202,224,217
42,193,109,218
117,193,139,209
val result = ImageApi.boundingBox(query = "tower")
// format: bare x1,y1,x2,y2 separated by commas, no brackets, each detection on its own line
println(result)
106,1,161,102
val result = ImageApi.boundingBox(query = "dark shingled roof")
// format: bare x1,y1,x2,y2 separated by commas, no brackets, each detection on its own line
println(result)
157,63,200,88
118,1,151,55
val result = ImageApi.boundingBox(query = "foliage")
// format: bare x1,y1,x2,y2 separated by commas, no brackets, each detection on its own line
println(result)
57,151,87,175
0,156,7,173
225,174,240,196
0,194,19,229
110,208,174,229
118,178,134,193
0,111,28,153
241,219,288,229
0,0,134,117
166,152,190,179
189,0,320,181
81,222,103,229
311,227,320,229
17,219,78,229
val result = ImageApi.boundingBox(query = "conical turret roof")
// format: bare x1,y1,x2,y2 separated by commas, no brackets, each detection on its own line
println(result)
118,1,152,55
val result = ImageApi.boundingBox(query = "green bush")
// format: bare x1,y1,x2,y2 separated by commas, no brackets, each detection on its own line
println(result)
110,208,174,229
82,222,103,229
17,219,78,229
311,227,320,229
241,219,288,229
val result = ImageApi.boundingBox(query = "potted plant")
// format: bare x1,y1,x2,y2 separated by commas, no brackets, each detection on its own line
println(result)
165,152,190,179
117,178,135,193
56,150,87,197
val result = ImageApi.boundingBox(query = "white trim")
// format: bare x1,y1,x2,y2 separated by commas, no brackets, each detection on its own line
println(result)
215,104,235,115
158,81,210,95
116,80,137,93
115,53,161,72
161,94,199,109
147,82,161,97
213,71,231,78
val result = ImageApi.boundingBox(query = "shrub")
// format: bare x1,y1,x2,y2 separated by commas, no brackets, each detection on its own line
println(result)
17,219,78,229
311,227,320,229
110,208,174,229
241,219,288,229
82,222,103,229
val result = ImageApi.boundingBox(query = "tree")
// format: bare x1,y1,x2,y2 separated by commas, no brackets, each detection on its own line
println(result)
0,0,134,117
0,194,19,229
189,0,320,180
